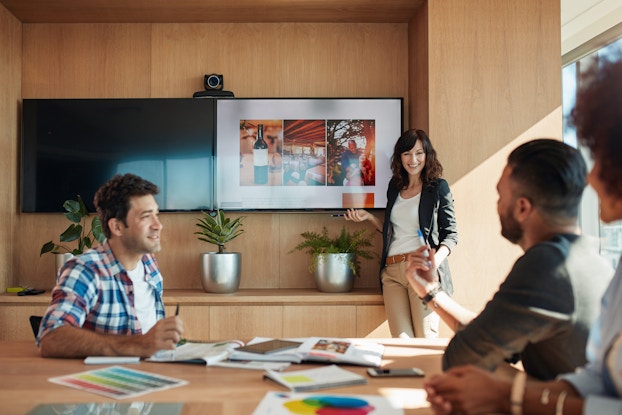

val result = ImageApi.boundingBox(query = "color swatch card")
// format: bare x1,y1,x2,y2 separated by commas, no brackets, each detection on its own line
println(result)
252,391,404,415
48,366,188,399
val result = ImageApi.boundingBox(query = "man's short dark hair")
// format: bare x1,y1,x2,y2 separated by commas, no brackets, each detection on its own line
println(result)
94,174,159,238
507,139,586,221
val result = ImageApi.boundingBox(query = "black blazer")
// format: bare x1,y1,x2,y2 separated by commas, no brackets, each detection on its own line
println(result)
380,178,458,295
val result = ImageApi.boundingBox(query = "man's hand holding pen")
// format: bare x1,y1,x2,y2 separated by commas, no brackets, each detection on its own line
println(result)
406,245,440,299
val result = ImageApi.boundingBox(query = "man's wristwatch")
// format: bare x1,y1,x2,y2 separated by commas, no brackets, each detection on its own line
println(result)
419,285,442,305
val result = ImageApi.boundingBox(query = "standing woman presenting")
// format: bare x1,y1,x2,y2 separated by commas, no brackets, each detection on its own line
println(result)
345,129,458,338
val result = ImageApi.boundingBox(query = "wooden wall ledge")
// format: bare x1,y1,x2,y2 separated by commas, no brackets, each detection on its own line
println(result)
0,288,384,306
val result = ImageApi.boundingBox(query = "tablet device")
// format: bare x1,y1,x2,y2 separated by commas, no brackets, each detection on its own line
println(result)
236,339,302,355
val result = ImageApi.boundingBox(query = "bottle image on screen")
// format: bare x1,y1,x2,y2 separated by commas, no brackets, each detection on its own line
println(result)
253,123,269,184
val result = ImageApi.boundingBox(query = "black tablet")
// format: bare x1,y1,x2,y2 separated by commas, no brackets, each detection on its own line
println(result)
236,339,302,355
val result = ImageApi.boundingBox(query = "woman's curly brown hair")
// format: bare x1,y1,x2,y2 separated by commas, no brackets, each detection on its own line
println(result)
571,56,622,198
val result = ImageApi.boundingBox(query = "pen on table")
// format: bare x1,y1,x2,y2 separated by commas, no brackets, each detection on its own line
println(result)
331,213,345,217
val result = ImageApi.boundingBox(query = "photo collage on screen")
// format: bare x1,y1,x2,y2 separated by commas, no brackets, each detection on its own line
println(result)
239,119,376,189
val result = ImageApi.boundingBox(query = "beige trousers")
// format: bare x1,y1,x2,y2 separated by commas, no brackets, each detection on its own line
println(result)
381,262,440,338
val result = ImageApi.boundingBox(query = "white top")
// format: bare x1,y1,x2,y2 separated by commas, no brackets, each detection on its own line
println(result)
127,260,157,334
388,192,423,256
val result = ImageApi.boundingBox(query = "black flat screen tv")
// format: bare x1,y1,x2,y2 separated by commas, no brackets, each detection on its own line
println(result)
215,98,403,210
21,98,215,213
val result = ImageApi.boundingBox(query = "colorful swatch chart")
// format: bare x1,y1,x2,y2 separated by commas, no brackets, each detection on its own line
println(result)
48,366,188,399
252,392,403,415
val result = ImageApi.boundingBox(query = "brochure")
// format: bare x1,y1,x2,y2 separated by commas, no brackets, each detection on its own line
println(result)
146,340,244,365
229,337,384,367
252,391,404,415
263,364,367,392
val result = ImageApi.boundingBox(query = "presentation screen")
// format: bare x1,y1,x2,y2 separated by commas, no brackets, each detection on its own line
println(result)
215,98,403,210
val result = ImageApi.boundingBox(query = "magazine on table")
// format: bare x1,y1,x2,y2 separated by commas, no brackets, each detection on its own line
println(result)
146,340,244,365
228,337,384,367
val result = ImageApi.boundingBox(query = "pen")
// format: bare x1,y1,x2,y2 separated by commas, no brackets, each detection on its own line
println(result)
331,213,345,217
417,229,429,258
175,303,180,316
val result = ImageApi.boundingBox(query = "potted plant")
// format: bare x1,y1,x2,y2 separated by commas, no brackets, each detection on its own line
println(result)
40,195,106,275
195,209,246,293
290,226,376,292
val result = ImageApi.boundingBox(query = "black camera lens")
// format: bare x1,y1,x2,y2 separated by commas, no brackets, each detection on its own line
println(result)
204,74,223,90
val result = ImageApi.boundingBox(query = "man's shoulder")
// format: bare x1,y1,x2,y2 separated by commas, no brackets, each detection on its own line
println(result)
68,242,121,276
521,234,611,272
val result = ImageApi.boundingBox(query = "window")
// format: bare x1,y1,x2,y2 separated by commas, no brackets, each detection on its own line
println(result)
562,37,622,269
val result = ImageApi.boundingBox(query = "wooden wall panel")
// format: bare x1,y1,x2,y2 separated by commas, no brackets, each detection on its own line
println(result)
408,2,429,132
283,305,357,338
0,305,48,341
22,24,152,98
172,305,211,341
150,23,409,101
419,0,562,316
209,306,283,340
356,305,390,338
0,4,21,293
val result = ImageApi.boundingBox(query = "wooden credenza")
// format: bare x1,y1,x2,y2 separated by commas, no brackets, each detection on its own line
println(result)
0,289,388,341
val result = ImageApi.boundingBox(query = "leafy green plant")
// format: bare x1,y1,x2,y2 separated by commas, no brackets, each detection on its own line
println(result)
195,209,246,253
289,226,376,274
40,195,106,256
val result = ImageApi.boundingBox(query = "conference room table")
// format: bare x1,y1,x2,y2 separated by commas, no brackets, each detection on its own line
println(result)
0,338,517,415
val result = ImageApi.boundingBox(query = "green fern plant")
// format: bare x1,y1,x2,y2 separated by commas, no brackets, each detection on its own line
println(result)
40,195,106,256
289,226,376,274
195,209,246,253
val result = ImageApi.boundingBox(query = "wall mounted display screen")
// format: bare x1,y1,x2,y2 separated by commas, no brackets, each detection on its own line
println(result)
21,98,215,212
215,98,403,210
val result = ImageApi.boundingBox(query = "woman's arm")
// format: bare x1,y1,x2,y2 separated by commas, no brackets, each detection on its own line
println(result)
345,208,383,232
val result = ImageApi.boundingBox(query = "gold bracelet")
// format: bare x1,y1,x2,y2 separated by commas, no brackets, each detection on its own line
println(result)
555,391,567,415
540,388,550,405
510,371,526,415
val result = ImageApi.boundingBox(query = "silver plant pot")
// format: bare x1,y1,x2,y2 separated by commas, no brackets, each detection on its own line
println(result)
314,253,355,293
200,252,241,293
55,253,74,278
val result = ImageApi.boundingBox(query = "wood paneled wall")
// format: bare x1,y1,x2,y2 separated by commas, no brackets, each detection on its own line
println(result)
17,23,406,290
419,0,562,315
0,4,21,293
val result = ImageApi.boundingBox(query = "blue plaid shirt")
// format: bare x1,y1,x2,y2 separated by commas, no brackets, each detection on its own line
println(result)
37,240,165,345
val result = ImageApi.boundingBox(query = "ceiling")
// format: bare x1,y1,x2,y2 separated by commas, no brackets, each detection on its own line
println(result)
2,0,618,58
0,0,425,23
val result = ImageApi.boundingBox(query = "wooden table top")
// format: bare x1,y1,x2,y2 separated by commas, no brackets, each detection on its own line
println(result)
0,338,454,415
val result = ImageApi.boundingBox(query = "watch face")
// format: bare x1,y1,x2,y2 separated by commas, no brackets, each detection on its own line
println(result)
606,331,622,396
